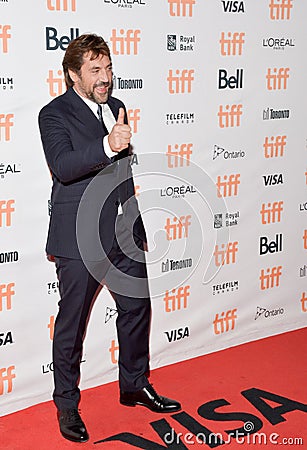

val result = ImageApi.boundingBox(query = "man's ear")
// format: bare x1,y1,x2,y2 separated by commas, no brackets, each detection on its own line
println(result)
68,69,78,83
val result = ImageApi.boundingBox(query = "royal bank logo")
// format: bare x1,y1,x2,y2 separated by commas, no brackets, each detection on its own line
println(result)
214,211,240,228
167,34,195,52
262,37,295,50
0,76,13,91
112,75,143,90
103,0,146,8
161,257,193,273
263,107,290,120
255,306,284,320
0,163,21,179
165,112,195,125
212,280,239,295
160,184,196,199
213,145,245,161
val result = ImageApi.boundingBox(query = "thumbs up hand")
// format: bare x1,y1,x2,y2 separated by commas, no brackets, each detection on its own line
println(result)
108,107,132,153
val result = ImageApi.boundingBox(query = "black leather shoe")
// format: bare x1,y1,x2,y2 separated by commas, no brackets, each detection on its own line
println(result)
57,408,89,443
120,385,181,413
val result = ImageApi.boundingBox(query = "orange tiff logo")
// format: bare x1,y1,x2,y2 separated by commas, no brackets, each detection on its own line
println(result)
260,201,283,224
47,0,76,11
168,0,195,17
0,25,11,53
164,285,190,312
0,114,14,141
48,315,55,340
214,242,238,266
220,32,245,56
218,104,243,128
0,200,15,227
109,340,119,364
301,292,307,313
166,143,193,168
266,67,290,90
0,366,16,395
167,69,194,94
263,135,287,158
259,266,282,290
216,174,240,198
127,109,140,133
303,230,307,250
164,215,192,241
0,283,15,312
213,309,238,335
47,70,66,97
269,0,293,20
110,29,141,55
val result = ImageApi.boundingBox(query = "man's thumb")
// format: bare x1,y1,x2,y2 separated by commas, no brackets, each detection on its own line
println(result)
117,107,125,124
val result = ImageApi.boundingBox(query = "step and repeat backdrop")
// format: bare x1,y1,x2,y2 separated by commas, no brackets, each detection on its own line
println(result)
1,0,306,416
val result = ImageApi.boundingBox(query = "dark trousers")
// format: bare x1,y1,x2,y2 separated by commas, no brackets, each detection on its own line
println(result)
52,219,151,411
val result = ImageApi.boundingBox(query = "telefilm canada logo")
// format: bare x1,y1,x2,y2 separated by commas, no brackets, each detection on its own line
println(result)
0,76,14,91
255,306,284,320
262,37,295,50
47,281,59,295
103,0,146,8
212,280,239,295
167,34,196,52
165,112,195,125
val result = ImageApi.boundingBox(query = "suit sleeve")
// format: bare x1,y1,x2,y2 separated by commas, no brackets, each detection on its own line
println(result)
38,104,112,183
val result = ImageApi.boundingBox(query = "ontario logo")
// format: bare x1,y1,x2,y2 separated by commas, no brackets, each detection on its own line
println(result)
255,306,284,320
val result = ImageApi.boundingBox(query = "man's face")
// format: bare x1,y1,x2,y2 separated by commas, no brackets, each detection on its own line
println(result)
69,52,112,104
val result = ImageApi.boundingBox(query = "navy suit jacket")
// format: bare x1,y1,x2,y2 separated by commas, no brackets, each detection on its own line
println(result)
38,87,146,260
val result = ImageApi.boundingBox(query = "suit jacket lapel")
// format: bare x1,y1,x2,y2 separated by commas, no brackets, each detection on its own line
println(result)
65,87,105,137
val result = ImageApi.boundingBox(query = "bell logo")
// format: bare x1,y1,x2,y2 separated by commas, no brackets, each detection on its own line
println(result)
127,109,140,133
47,0,77,11
303,230,307,250
166,143,193,168
269,0,293,20
213,309,238,335
0,200,15,227
47,70,66,97
301,292,307,312
260,201,283,224
109,340,119,364
48,315,55,340
214,242,238,266
163,285,190,312
0,365,16,395
220,32,245,56
218,104,243,128
110,29,141,55
266,67,290,90
168,0,196,17
259,266,282,290
167,69,194,94
164,215,192,240
263,135,287,158
0,114,14,141
0,25,11,54
0,283,15,312
216,174,240,197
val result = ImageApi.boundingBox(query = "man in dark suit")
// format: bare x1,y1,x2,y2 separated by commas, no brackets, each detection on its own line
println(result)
38,34,181,443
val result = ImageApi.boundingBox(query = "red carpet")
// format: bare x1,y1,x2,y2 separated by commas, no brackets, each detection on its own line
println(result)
2,328,307,449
